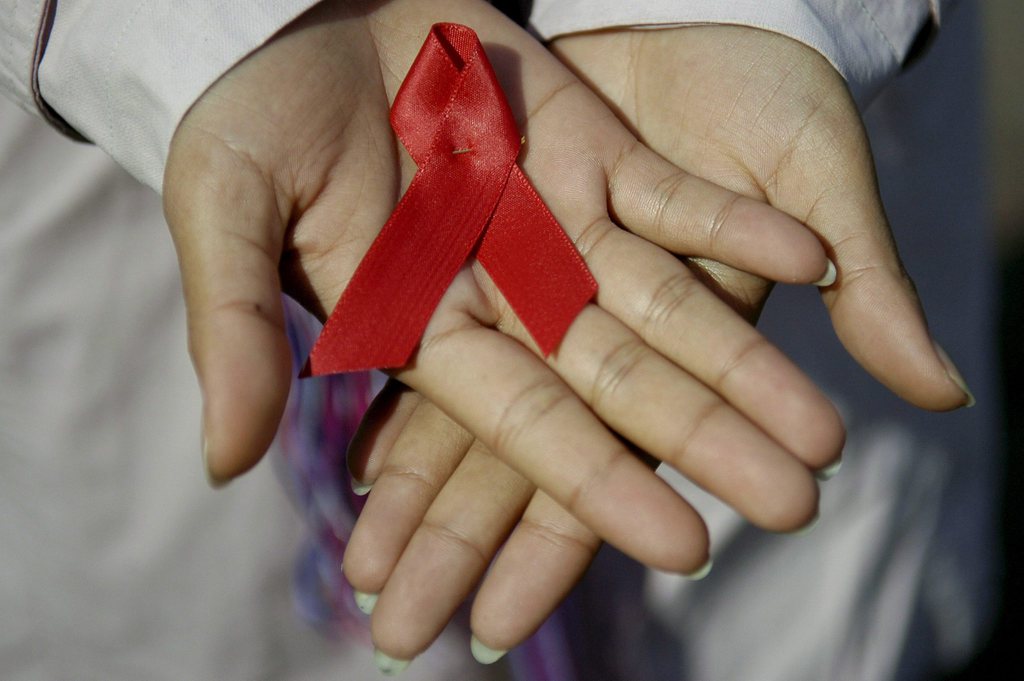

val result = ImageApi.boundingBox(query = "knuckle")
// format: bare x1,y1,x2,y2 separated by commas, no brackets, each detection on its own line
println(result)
376,463,440,503
706,194,741,254
490,379,573,455
651,172,693,238
516,515,598,557
560,450,642,528
204,294,285,334
561,453,616,522
571,215,616,261
415,323,481,362
606,137,641,195
419,520,489,569
666,400,727,469
763,475,820,532
715,335,771,390
588,338,648,412
640,270,703,337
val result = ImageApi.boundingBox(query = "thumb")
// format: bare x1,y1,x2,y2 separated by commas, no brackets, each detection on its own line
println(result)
164,131,293,485
770,109,972,411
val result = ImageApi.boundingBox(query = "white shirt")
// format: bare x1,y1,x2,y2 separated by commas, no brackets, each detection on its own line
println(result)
0,2,994,680
0,93,506,681
0,1,946,191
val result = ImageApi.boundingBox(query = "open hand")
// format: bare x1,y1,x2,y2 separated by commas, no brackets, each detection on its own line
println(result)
340,23,972,667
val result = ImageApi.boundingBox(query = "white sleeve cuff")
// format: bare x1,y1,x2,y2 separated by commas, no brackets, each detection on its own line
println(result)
0,0,53,119
37,1,323,192
529,0,937,108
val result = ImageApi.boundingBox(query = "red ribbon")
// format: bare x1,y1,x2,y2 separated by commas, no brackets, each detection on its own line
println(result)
306,23,597,376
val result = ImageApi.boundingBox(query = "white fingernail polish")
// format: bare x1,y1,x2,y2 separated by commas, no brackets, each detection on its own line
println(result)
470,635,507,665
813,259,837,287
354,590,378,615
933,342,976,408
816,458,843,481
792,512,820,536
351,477,373,496
685,558,713,580
374,649,411,675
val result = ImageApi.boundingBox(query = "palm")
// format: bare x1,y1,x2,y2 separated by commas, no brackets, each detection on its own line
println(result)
166,0,846,570
336,23,972,665
553,26,964,407
554,27,840,319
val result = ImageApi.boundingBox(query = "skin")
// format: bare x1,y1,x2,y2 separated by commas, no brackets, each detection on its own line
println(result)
165,0,844,579
339,24,974,666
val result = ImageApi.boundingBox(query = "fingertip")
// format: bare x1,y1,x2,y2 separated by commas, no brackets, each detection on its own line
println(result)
576,456,709,573
351,477,374,496
826,272,971,412
933,341,976,409
731,198,830,285
628,505,710,576
201,434,230,489
789,511,820,537
347,379,419,482
373,649,412,676
813,259,837,288
794,395,846,471
354,590,379,615
470,493,600,650
684,557,713,581
196,323,293,484
470,635,508,665
342,507,403,595
815,456,843,481
370,593,436,664
761,472,820,533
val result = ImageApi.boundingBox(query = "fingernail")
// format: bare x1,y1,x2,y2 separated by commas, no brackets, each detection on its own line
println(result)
813,259,837,287
470,635,508,665
351,477,373,496
354,590,378,615
933,342,976,408
374,649,411,675
201,434,229,489
816,458,843,481
685,557,713,580
792,512,820,536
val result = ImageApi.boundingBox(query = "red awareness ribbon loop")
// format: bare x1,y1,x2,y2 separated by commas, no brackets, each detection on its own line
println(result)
306,23,597,376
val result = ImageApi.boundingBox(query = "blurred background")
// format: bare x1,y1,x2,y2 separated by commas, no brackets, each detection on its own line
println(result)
947,0,1023,677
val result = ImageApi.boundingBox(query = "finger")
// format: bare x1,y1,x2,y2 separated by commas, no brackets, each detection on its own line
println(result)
347,378,423,491
601,139,832,286
512,110,841,474
344,398,474,594
470,490,603,658
474,229,829,523
553,26,967,411
164,136,292,485
396,312,709,573
369,442,534,661
686,256,775,323
814,187,972,410
571,220,845,472
539,301,821,530
764,107,972,411
512,66,831,287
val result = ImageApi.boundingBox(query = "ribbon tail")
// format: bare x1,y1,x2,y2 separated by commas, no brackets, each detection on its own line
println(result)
478,166,597,356
307,156,508,376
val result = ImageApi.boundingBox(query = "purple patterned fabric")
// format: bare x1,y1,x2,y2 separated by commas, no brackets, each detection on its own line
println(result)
277,300,373,643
